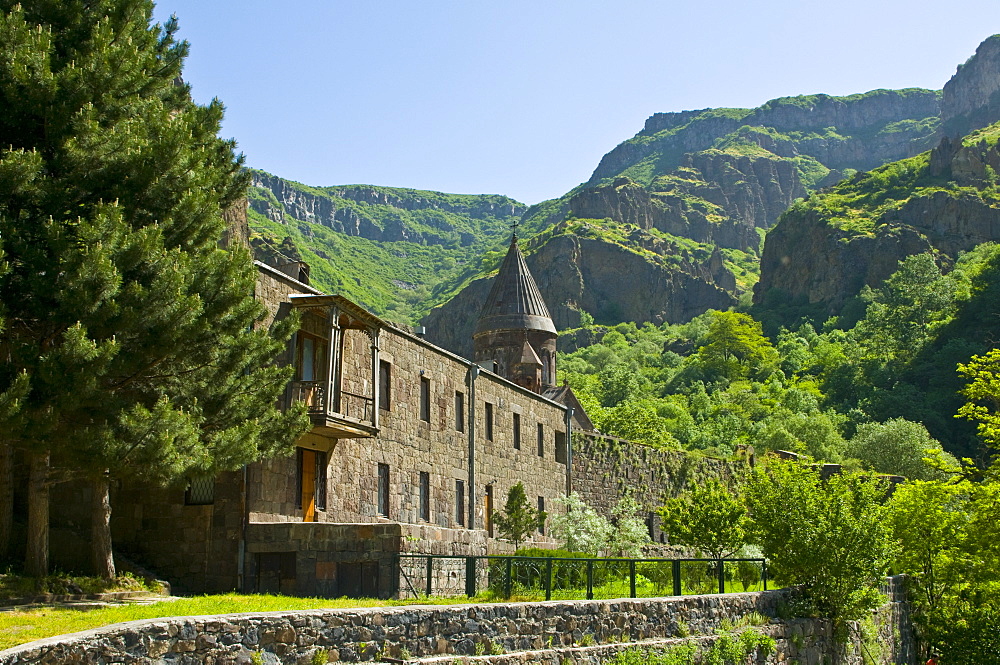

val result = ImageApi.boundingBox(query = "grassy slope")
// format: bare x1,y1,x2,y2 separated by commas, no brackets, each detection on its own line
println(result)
780,121,1000,238
252,89,941,328
247,178,523,324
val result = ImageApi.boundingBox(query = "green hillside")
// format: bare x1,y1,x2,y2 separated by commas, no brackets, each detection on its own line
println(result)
246,172,524,323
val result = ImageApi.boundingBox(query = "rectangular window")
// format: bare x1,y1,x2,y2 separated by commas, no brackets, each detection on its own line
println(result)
485,485,494,537
456,480,466,526
379,360,391,410
377,463,390,517
537,497,545,534
537,423,544,457
455,391,465,432
184,474,215,505
555,431,567,464
419,376,430,422
419,471,430,521
513,413,521,450
296,332,326,382
315,451,328,511
485,402,494,441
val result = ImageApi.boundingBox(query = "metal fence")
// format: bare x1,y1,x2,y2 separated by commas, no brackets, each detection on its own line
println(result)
396,554,767,600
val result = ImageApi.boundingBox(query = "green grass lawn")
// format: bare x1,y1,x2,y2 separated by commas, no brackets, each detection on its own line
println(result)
0,593,476,651
0,575,772,651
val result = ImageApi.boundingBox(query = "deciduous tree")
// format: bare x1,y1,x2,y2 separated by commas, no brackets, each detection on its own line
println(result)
658,478,748,559
744,460,895,623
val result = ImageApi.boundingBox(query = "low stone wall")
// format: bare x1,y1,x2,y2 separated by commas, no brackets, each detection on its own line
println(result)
0,580,915,665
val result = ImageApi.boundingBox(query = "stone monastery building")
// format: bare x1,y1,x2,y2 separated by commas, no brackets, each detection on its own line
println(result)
107,232,607,598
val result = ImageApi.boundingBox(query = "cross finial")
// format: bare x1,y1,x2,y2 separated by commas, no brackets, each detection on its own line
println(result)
511,219,519,240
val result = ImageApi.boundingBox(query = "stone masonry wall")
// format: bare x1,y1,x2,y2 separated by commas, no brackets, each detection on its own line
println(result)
571,433,744,543
250,323,571,541
0,579,916,664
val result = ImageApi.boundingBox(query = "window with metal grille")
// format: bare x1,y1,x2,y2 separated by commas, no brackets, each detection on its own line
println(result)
456,480,465,526
378,463,390,517
419,471,430,521
455,391,464,432
185,475,215,505
537,423,544,457
485,402,494,441
537,496,545,534
513,413,521,450
419,376,430,422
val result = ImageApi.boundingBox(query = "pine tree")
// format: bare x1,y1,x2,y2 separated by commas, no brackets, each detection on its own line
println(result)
493,482,545,550
0,0,308,577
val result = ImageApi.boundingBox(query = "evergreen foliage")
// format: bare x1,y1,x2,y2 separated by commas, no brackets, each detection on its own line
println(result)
0,0,308,576
492,482,545,549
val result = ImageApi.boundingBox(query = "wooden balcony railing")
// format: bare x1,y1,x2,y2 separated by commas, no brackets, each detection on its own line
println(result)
290,381,374,425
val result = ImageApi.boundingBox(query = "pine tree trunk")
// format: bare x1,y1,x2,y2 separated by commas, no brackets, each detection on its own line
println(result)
25,451,50,577
0,440,12,562
91,473,115,579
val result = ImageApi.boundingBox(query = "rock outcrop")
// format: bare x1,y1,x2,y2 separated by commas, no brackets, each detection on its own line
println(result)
942,34,1000,137
590,89,941,185
754,134,1000,312
250,171,525,246
424,231,735,356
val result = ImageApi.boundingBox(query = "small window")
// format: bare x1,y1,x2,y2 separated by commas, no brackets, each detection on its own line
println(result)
185,474,215,505
485,402,494,441
555,431,567,464
316,451,328,511
455,391,465,432
378,463,390,517
456,480,465,527
537,423,544,457
485,484,494,537
379,360,391,411
513,413,521,450
419,376,430,422
537,497,545,534
419,471,430,522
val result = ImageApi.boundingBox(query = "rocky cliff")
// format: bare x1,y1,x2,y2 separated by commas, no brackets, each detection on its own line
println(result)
590,89,941,186
250,171,524,247
423,221,736,356
755,35,1000,319
754,126,1000,313
942,34,1000,137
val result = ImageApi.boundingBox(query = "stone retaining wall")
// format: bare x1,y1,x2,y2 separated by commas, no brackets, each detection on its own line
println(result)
0,580,915,665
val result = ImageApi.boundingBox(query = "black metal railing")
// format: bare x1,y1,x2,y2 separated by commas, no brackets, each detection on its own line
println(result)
396,554,767,600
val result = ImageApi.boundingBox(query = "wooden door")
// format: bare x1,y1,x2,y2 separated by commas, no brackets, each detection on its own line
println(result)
301,449,317,522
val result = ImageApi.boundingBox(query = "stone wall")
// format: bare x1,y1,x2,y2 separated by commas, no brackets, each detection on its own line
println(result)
0,579,916,664
249,323,572,536
571,433,744,540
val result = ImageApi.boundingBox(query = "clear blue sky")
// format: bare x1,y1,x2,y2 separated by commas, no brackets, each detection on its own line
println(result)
152,0,999,205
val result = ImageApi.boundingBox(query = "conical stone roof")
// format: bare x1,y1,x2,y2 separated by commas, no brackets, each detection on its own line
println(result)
474,235,557,336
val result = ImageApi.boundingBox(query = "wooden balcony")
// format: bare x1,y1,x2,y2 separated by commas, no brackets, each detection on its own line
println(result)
291,380,378,439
